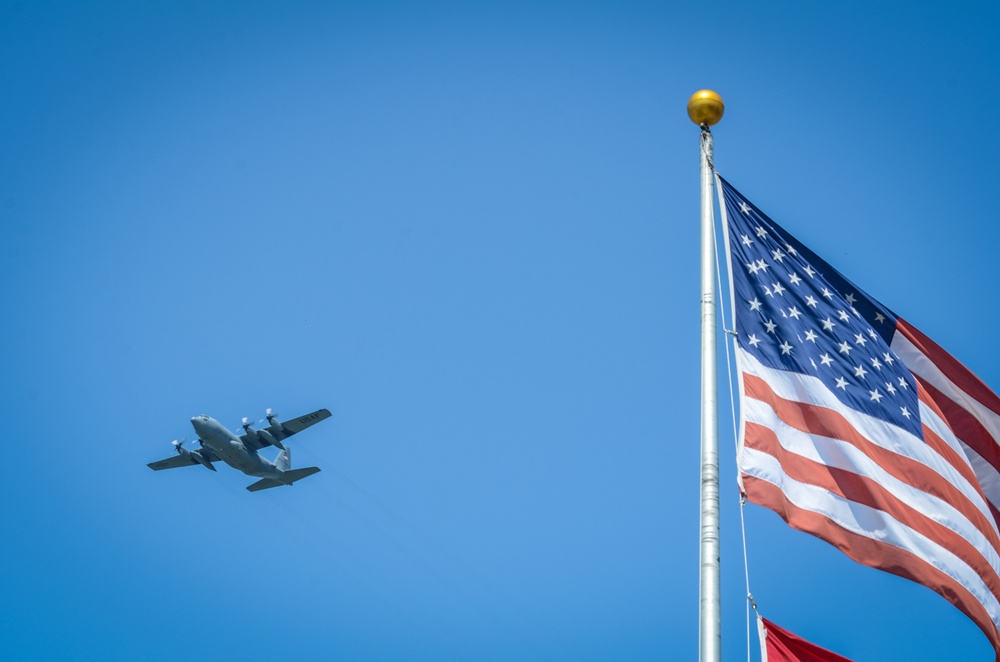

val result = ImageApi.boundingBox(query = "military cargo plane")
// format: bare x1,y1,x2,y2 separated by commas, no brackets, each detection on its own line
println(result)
148,408,331,492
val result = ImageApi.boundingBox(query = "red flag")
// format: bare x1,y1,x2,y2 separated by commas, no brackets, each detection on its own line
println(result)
759,616,853,662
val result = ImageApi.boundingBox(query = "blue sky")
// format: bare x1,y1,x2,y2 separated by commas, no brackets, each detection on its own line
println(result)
3,1,999,660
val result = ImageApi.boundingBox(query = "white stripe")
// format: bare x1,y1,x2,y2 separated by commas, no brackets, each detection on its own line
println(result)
740,349,990,516
893,330,1000,457
892,330,1000,514
743,396,1000,571
744,445,1000,628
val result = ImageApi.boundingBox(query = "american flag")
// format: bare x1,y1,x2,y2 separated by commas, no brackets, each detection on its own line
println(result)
719,175,1000,656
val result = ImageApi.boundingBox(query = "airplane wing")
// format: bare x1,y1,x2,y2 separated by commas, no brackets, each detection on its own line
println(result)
147,447,220,471
242,408,332,450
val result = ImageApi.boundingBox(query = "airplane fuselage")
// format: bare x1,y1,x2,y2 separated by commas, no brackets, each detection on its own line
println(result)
191,414,279,479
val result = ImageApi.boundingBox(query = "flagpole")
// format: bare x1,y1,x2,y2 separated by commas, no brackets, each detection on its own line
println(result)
688,89,725,662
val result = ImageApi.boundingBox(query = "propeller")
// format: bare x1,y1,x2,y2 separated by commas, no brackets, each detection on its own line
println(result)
172,438,188,454
260,408,280,427
240,416,255,432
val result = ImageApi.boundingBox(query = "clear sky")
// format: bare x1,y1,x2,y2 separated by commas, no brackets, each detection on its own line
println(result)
3,1,999,660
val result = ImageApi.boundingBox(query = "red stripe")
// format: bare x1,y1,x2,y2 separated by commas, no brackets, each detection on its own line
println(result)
897,318,1000,419
915,383,992,507
745,422,1000,603
744,373,1000,551
917,375,1000,493
744,475,1000,655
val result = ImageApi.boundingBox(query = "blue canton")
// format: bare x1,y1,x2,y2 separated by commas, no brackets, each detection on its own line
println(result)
719,176,921,438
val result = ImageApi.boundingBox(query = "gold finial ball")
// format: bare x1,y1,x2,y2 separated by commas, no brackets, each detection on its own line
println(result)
687,89,724,126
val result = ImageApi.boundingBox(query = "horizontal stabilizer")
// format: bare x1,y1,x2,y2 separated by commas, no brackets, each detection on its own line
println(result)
246,467,321,492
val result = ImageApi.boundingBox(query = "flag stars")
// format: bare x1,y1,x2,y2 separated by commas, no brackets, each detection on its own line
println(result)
854,333,868,347
869,389,883,403
874,312,887,324
846,293,857,305
788,306,802,320
837,310,851,322
779,341,793,355
789,273,802,285
854,364,868,379
835,377,849,390
883,353,894,365
747,262,760,275
739,202,752,215
764,320,778,334
805,295,819,308
868,328,878,340
749,298,762,312
756,259,769,273
804,265,816,278
821,318,836,331
898,377,909,390
741,234,754,246
886,382,897,395
870,357,883,370
838,341,853,355
785,244,798,256
820,353,834,367
804,329,818,343
747,334,761,348
822,287,834,299
755,226,768,238
901,406,912,419
772,249,786,263
771,282,786,296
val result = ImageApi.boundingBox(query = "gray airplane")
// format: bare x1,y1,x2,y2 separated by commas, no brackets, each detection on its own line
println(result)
148,408,331,492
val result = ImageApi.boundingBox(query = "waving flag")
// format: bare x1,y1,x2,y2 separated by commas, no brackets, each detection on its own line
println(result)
719,175,1000,656
758,616,852,662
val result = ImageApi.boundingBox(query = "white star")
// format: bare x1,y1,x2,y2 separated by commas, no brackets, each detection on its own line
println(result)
810,358,817,370
835,377,849,390
772,249,786,263
854,364,868,379
763,285,773,297
854,333,867,346
901,406,912,419
805,295,818,308
898,377,909,390
804,329,818,343
883,353,894,365
739,202,751,215
821,318,836,331
755,226,768,238
764,320,777,334
780,341,793,355
869,389,883,403
820,353,834,367
788,273,802,285
874,312,886,324
788,306,802,320
837,310,851,322
756,259,769,272
771,282,786,296
741,234,753,246
785,244,798,256
747,262,760,275
870,357,882,370
868,328,878,339
748,334,761,347
803,265,816,278
846,293,857,305
838,341,852,355
886,382,897,395
821,287,834,299
749,298,762,312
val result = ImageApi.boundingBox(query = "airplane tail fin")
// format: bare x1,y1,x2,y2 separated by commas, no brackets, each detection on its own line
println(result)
275,446,291,472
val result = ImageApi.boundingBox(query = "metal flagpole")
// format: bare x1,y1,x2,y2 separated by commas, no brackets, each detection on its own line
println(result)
688,89,725,662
